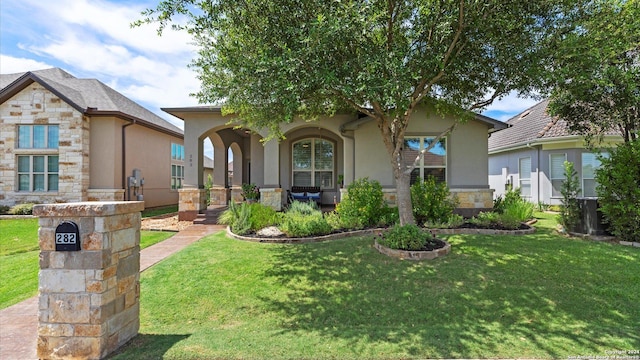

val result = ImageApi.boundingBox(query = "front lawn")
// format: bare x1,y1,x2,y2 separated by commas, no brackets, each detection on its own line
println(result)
111,213,640,359
0,219,175,309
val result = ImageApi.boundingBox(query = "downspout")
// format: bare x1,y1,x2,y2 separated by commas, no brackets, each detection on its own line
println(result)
122,120,136,200
526,142,541,204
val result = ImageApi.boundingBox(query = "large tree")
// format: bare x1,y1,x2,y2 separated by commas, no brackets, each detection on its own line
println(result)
138,0,586,225
547,0,640,143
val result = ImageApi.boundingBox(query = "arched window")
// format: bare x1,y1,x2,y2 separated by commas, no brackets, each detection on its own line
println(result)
292,138,334,189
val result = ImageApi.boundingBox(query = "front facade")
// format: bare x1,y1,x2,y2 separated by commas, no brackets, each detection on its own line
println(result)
0,68,186,208
164,105,507,220
488,100,623,205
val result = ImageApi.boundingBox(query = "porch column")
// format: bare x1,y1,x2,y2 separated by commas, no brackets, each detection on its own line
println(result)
342,136,355,187
209,137,230,205
183,126,204,188
261,139,282,210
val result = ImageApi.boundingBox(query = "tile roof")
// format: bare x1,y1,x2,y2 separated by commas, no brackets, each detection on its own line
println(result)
0,68,183,136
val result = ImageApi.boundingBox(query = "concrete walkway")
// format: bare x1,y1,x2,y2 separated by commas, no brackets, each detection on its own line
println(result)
0,208,225,360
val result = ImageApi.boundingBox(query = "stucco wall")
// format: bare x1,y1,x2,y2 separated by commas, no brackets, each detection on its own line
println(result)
0,83,89,206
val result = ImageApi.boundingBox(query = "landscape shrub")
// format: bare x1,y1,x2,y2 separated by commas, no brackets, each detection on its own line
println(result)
596,141,640,242
378,224,426,251
0,205,10,215
336,178,384,229
377,206,399,227
493,186,524,214
502,199,534,223
217,201,252,235
9,203,35,215
425,214,465,229
280,211,331,237
286,200,319,216
470,211,522,230
410,176,458,226
248,203,278,231
558,160,580,231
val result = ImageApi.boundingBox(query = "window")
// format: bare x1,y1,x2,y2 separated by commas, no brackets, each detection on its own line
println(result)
292,138,334,188
170,143,185,189
171,164,184,189
549,153,567,197
171,143,184,161
403,136,446,184
17,155,59,192
519,157,531,197
17,125,59,149
582,152,608,197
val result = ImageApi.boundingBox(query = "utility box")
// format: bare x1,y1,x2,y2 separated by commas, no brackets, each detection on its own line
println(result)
572,198,611,236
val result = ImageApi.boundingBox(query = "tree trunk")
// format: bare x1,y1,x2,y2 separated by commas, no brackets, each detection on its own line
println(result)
394,165,415,226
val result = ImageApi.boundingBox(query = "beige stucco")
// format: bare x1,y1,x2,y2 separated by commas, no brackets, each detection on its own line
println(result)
168,105,499,216
1,83,183,208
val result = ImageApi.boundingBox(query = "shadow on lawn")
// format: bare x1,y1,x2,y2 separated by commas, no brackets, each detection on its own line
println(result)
107,334,190,359
259,223,640,358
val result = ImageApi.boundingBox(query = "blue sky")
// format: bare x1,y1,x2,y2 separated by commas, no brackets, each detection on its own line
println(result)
1,0,539,129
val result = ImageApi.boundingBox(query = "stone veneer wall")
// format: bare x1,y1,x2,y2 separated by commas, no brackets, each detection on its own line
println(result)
259,188,283,211
0,83,90,206
178,188,207,221
34,201,143,360
209,187,229,206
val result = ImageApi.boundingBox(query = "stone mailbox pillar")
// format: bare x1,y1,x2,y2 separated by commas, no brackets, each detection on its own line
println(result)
33,201,144,360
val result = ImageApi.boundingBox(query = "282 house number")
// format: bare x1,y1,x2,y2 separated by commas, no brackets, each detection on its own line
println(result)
55,233,77,244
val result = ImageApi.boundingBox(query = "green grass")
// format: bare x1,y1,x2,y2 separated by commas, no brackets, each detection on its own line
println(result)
110,213,640,360
0,219,175,309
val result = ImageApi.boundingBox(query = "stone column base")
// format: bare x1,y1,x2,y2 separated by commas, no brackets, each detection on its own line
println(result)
450,188,495,217
260,188,283,211
178,188,207,221
230,186,244,203
209,187,229,206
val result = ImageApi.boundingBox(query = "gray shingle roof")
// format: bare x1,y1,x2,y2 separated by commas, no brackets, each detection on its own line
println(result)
1,68,183,136
489,99,571,152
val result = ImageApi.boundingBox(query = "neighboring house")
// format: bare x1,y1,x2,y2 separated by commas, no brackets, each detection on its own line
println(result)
488,99,623,206
163,105,508,220
0,68,187,208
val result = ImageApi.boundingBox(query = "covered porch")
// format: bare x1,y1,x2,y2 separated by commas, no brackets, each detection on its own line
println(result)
163,107,354,220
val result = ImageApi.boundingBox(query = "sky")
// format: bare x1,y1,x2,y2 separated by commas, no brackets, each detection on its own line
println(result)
1,0,540,133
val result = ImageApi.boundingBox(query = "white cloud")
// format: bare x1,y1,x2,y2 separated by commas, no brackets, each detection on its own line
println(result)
483,91,540,114
0,55,52,74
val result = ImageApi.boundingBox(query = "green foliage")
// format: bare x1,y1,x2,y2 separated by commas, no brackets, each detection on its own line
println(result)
248,203,279,231
377,206,400,227
558,161,581,231
410,176,458,225
205,174,214,205
9,203,35,215
425,214,465,229
503,200,535,223
493,186,524,214
470,211,522,231
241,183,260,200
336,178,384,229
280,210,331,238
286,200,319,216
377,224,427,251
547,0,639,143
0,205,10,215
596,141,640,242
218,201,252,235
138,0,586,226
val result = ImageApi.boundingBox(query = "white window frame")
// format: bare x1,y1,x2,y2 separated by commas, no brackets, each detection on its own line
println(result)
403,136,447,184
17,125,59,149
291,138,334,189
16,155,59,192
549,153,567,198
581,152,608,197
518,157,531,197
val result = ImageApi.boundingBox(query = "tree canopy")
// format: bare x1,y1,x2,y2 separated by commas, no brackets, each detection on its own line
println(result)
547,0,640,143
138,0,591,225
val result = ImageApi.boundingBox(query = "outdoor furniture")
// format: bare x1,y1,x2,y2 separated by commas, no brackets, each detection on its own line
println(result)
287,186,322,206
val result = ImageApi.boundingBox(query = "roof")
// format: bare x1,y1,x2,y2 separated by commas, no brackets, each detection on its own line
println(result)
1,68,183,137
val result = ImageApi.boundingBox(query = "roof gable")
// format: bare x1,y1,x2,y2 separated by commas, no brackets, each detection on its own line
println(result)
1,68,183,137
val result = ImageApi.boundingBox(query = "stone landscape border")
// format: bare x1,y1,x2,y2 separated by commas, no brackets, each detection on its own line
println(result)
226,222,536,243
374,240,451,260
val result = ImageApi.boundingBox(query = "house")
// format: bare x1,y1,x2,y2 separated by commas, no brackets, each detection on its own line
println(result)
488,99,623,205
0,68,188,208
162,105,507,220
